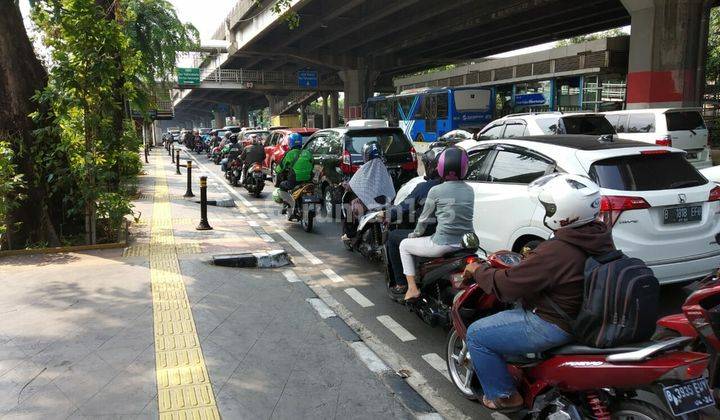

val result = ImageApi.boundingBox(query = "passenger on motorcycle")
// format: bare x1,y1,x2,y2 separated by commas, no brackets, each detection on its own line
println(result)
276,132,313,191
240,134,266,183
462,173,615,412
341,141,396,242
399,146,474,302
385,149,442,296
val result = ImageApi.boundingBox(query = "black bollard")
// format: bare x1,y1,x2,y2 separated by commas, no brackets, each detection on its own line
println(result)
183,161,195,198
175,150,181,175
196,176,213,230
171,144,175,162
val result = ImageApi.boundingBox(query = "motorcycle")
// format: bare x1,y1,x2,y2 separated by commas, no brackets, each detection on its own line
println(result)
654,268,720,406
404,232,482,328
340,187,389,262
242,162,265,197
282,183,322,233
445,250,715,419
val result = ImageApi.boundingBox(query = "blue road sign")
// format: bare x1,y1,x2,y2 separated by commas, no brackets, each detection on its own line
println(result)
298,70,318,88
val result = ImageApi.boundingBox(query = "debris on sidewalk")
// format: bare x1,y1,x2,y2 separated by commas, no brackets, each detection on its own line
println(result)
211,249,292,268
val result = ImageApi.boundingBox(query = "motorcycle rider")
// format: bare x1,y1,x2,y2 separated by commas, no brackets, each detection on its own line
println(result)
384,150,442,296
276,132,312,191
220,134,240,173
399,146,474,302
462,173,615,412
239,134,266,184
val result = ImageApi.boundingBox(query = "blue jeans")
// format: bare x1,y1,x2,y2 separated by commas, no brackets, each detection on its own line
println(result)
220,158,229,172
467,308,572,400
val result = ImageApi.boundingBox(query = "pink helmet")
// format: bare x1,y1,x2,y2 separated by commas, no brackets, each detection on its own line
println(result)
437,146,468,181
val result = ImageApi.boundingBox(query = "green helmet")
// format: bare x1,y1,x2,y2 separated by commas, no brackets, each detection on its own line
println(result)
272,188,284,204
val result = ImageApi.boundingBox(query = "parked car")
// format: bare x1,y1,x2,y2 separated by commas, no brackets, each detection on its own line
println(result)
263,128,318,183
464,134,720,284
603,108,711,169
222,125,243,134
478,112,615,139
304,121,418,217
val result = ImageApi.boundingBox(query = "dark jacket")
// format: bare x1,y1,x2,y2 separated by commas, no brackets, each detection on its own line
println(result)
241,143,265,164
388,178,441,224
474,221,615,333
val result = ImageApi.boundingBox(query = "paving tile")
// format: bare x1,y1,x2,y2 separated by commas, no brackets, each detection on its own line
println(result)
52,352,119,407
3,382,77,420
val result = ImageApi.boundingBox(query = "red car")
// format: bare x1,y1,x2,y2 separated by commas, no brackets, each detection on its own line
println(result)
263,128,318,183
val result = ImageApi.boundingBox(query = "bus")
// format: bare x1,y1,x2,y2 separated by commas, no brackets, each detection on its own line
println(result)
365,86,494,143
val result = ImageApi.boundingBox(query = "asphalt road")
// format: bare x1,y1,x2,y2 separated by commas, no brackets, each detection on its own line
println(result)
187,147,693,420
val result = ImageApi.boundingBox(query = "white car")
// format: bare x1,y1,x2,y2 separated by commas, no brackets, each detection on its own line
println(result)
464,134,720,284
478,112,615,139
701,165,720,184
603,108,712,169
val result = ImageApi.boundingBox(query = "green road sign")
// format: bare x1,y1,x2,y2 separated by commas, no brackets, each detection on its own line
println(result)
177,68,200,86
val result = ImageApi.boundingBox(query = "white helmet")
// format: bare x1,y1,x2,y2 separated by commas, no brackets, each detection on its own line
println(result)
531,173,601,230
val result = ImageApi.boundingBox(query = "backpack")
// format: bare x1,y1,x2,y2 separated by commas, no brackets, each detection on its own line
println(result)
546,250,659,348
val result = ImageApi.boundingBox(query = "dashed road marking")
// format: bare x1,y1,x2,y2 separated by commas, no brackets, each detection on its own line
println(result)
344,288,374,307
259,234,275,243
377,315,416,342
248,206,260,213
421,353,452,382
282,269,301,283
322,268,345,283
247,220,260,227
275,230,323,265
306,298,335,319
257,213,268,219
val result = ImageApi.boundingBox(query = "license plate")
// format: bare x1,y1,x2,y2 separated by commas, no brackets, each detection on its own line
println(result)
662,378,715,416
663,205,702,224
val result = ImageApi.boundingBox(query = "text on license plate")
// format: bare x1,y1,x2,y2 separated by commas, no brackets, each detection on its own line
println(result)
663,205,702,224
662,378,715,416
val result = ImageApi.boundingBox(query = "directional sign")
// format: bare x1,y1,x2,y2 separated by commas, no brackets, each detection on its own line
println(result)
298,70,318,88
177,68,200,86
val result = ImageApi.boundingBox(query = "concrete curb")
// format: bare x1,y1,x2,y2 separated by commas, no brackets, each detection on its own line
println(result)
0,241,127,258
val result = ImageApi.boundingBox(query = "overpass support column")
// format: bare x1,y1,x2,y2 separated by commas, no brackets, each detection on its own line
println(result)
266,95,287,117
621,0,712,109
330,92,339,127
340,67,376,121
213,108,227,129
322,93,329,128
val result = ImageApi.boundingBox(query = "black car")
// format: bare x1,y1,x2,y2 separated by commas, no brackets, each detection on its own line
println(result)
302,126,418,217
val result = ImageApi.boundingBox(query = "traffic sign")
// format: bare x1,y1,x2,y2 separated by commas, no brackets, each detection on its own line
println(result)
298,70,318,88
177,68,201,86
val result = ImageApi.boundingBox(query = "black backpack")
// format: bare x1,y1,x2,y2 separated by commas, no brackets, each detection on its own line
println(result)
546,250,660,348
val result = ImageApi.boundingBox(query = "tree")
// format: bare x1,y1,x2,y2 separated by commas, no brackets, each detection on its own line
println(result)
706,7,720,84
556,28,626,47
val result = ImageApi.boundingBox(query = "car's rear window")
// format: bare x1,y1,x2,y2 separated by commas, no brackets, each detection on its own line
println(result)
665,111,706,131
589,152,707,191
344,130,412,155
536,116,614,135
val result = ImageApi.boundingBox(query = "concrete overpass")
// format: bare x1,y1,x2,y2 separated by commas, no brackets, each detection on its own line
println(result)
171,0,715,127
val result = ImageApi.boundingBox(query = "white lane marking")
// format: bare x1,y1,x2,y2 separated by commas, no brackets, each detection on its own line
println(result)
259,234,275,243
265,220,277,227
344,288,374,308
376,315,416,342
421,353,451,382
322,268,344,283
275,230,323,265
247,220,260,227
235,215,246,220
349,342,390,374
416,414,443,420
257,213,268,219
306,298,335,319
283,269,301,283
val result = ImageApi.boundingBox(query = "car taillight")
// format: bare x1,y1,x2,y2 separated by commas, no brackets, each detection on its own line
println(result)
655,135,672,147
410,146,417,162
340,150,359,175
599,195,651,227
709,186,720,202
282,144,289,151
401,161,418,171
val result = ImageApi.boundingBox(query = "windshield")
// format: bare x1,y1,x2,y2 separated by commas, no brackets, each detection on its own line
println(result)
589,152,707,191
665,111,706,131
243,131,270,142
344,130,412,155
537,115,614,135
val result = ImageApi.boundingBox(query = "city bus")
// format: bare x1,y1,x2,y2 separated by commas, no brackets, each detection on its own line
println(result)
365,86,494,143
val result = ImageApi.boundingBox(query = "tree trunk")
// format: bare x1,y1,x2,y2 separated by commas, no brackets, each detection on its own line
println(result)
0,0,60,249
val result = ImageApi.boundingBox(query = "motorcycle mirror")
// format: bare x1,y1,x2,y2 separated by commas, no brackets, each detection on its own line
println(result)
461,232,479,249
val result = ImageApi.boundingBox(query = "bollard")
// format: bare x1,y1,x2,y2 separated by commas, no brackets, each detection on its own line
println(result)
171,144,175,162
183,161,194,198
175,150,181,175
196,176,213,230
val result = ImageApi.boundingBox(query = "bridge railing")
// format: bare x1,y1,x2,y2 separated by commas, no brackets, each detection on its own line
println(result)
200,68,342,88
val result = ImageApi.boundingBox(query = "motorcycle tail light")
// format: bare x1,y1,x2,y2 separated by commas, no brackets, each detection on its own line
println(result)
659,359,708,381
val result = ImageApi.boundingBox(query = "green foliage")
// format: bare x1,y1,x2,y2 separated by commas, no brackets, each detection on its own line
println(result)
707,7,720,82
556,28,625,47
253,0,299,29
0,142,25,235
96,192,134,241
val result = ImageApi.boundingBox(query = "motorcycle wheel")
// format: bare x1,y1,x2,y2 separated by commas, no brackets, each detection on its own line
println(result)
302,209,314,233
253,182,263,198
230,172,238,187
610,399,674,420
270,162,277,185
446,327,481,400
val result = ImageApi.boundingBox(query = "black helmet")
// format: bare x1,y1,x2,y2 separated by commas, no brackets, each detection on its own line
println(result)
421,149,439,179
362,141,382,163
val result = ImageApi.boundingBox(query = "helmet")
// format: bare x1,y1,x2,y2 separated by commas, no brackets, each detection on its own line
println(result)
362,141,382,163
272,188,284,204
224,131,231,139
531,173,601,231
437,146,468,181
288,132,302,149
249,134,260,144
421,149,439,179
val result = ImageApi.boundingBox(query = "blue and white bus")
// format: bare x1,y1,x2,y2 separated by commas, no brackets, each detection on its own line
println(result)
365,86,494,143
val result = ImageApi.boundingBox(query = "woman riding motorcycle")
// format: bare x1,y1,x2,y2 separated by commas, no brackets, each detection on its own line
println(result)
462,173,615,412
275,132,312,191
399,146,474,302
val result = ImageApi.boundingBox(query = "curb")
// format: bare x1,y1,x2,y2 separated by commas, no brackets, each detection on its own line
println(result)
0,241,127,258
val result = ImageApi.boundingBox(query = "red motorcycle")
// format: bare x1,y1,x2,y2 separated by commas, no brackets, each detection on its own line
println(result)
446,251,714,419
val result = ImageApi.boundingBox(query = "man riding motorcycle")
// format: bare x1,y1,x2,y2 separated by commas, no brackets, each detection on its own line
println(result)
220,134,240,173
462,173,615,413
275,132,312,192
240,134,266,183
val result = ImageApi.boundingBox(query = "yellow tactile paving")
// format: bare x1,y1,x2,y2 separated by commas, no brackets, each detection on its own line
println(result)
149,156,220,420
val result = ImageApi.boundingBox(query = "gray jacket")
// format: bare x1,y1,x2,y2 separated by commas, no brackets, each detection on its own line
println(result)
412,181,475,245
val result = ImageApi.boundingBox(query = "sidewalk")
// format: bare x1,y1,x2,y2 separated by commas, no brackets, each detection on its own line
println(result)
0,150,417,419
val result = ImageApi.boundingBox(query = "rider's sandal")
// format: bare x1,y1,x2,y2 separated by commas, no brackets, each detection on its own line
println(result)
389,285,407,295
482,396,523,414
